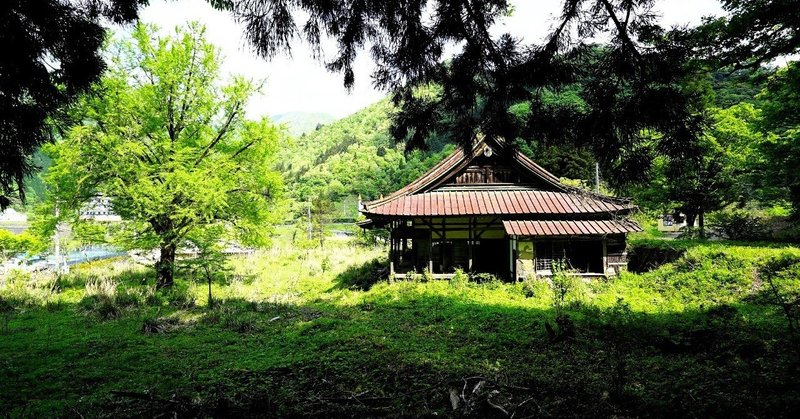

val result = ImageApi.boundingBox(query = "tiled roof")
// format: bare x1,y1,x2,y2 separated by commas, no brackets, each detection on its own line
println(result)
363,190,630,216
502,219,642,236
364,138,567,209
360,136,636,219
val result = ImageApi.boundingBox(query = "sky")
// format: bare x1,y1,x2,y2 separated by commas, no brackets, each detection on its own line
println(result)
134,0,725,119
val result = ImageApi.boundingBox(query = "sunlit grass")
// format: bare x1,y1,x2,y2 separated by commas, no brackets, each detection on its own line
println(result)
1,233,799,416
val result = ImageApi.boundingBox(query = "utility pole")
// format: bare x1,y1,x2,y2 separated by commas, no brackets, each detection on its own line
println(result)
595,162,600,194
53,204,67,274
54,204,60,269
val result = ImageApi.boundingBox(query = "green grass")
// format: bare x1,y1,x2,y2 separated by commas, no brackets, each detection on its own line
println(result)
2,234,800,417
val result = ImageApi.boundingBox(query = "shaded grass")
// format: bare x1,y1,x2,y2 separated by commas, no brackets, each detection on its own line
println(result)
1,235,800,417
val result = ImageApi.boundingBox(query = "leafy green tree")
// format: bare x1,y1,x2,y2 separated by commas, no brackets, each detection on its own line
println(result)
710,67,773,109
627,103,762,235
665,135,734,238
182,225,229,308
757,62,800,218
44,24,283,288
0,230,44,261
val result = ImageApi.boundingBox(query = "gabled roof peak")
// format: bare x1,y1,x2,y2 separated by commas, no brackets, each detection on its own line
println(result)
361,133,634,215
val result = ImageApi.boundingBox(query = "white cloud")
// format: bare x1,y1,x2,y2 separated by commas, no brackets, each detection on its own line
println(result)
132,0,725,119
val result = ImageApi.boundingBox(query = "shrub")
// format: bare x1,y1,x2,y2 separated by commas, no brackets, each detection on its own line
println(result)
220,309,258,333
450,268,468,287
520,275,549,298
0,296,14,333
78,294,120,320
772,222,800,243
164,286,197,309
79,277,120,320
0,269,60,306
709,210,767,241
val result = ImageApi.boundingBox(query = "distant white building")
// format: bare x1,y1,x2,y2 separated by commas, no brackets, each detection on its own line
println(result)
0,208,27,223
80,196,122,222
658,213,687,233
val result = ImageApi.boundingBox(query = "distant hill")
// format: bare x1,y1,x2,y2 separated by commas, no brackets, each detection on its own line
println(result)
271,112,337,137
276,100,452,217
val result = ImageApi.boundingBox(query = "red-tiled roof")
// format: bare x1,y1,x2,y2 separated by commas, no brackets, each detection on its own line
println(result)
502,220,642,236
365,137,567,209
363,190,630,216
360,136,636,219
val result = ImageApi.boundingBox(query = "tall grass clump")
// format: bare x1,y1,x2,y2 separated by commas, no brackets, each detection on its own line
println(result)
0,269,60,307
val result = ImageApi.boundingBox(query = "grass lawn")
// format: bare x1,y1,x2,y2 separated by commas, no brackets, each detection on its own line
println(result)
2,231,800,417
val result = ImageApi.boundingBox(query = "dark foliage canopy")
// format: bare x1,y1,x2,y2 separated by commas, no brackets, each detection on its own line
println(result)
0,0,147,208
693,0,800,69
230,0,800,188
230,0,707,187
4,0,800,207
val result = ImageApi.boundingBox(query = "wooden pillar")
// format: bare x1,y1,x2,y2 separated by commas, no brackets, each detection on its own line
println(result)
509,237,516,280
468,217,474,271
428,220,433,273
441,218,446,272
411,219,417,270
389,222,394,275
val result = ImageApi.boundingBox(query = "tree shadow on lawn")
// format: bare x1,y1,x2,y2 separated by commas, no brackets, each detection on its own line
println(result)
2,282,800,418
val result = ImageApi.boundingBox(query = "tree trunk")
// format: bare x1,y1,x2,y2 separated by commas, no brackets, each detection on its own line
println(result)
685,211,697,228
790,184,800,221
155,242,177,289
698,210,705,239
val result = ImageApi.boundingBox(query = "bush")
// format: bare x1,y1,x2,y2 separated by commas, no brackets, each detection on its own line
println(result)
519,275,549,298
0,296,15,333
220,309,258,333
709,210,768,241
334,257,387,290
450,268,468,287
79,294,120,320
164,286,197,309
79,277,124,320
772,222,800,243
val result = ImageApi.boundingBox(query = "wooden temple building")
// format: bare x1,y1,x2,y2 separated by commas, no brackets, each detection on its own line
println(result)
358,136,642,279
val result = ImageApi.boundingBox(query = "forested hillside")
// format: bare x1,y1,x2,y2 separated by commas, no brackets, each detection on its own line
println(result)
276,100,453,213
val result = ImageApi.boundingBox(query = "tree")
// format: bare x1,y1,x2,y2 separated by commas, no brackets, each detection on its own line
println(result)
182,225,229,308
756,62,800,218
693,0,800,69
665,135,734,238
0,230,44,261
44,23,283,288
231,0,706,187
0,0,149,209
628,103,763,236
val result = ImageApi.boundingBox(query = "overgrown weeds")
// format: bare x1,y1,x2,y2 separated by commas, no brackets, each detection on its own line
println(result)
3,234,800,417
